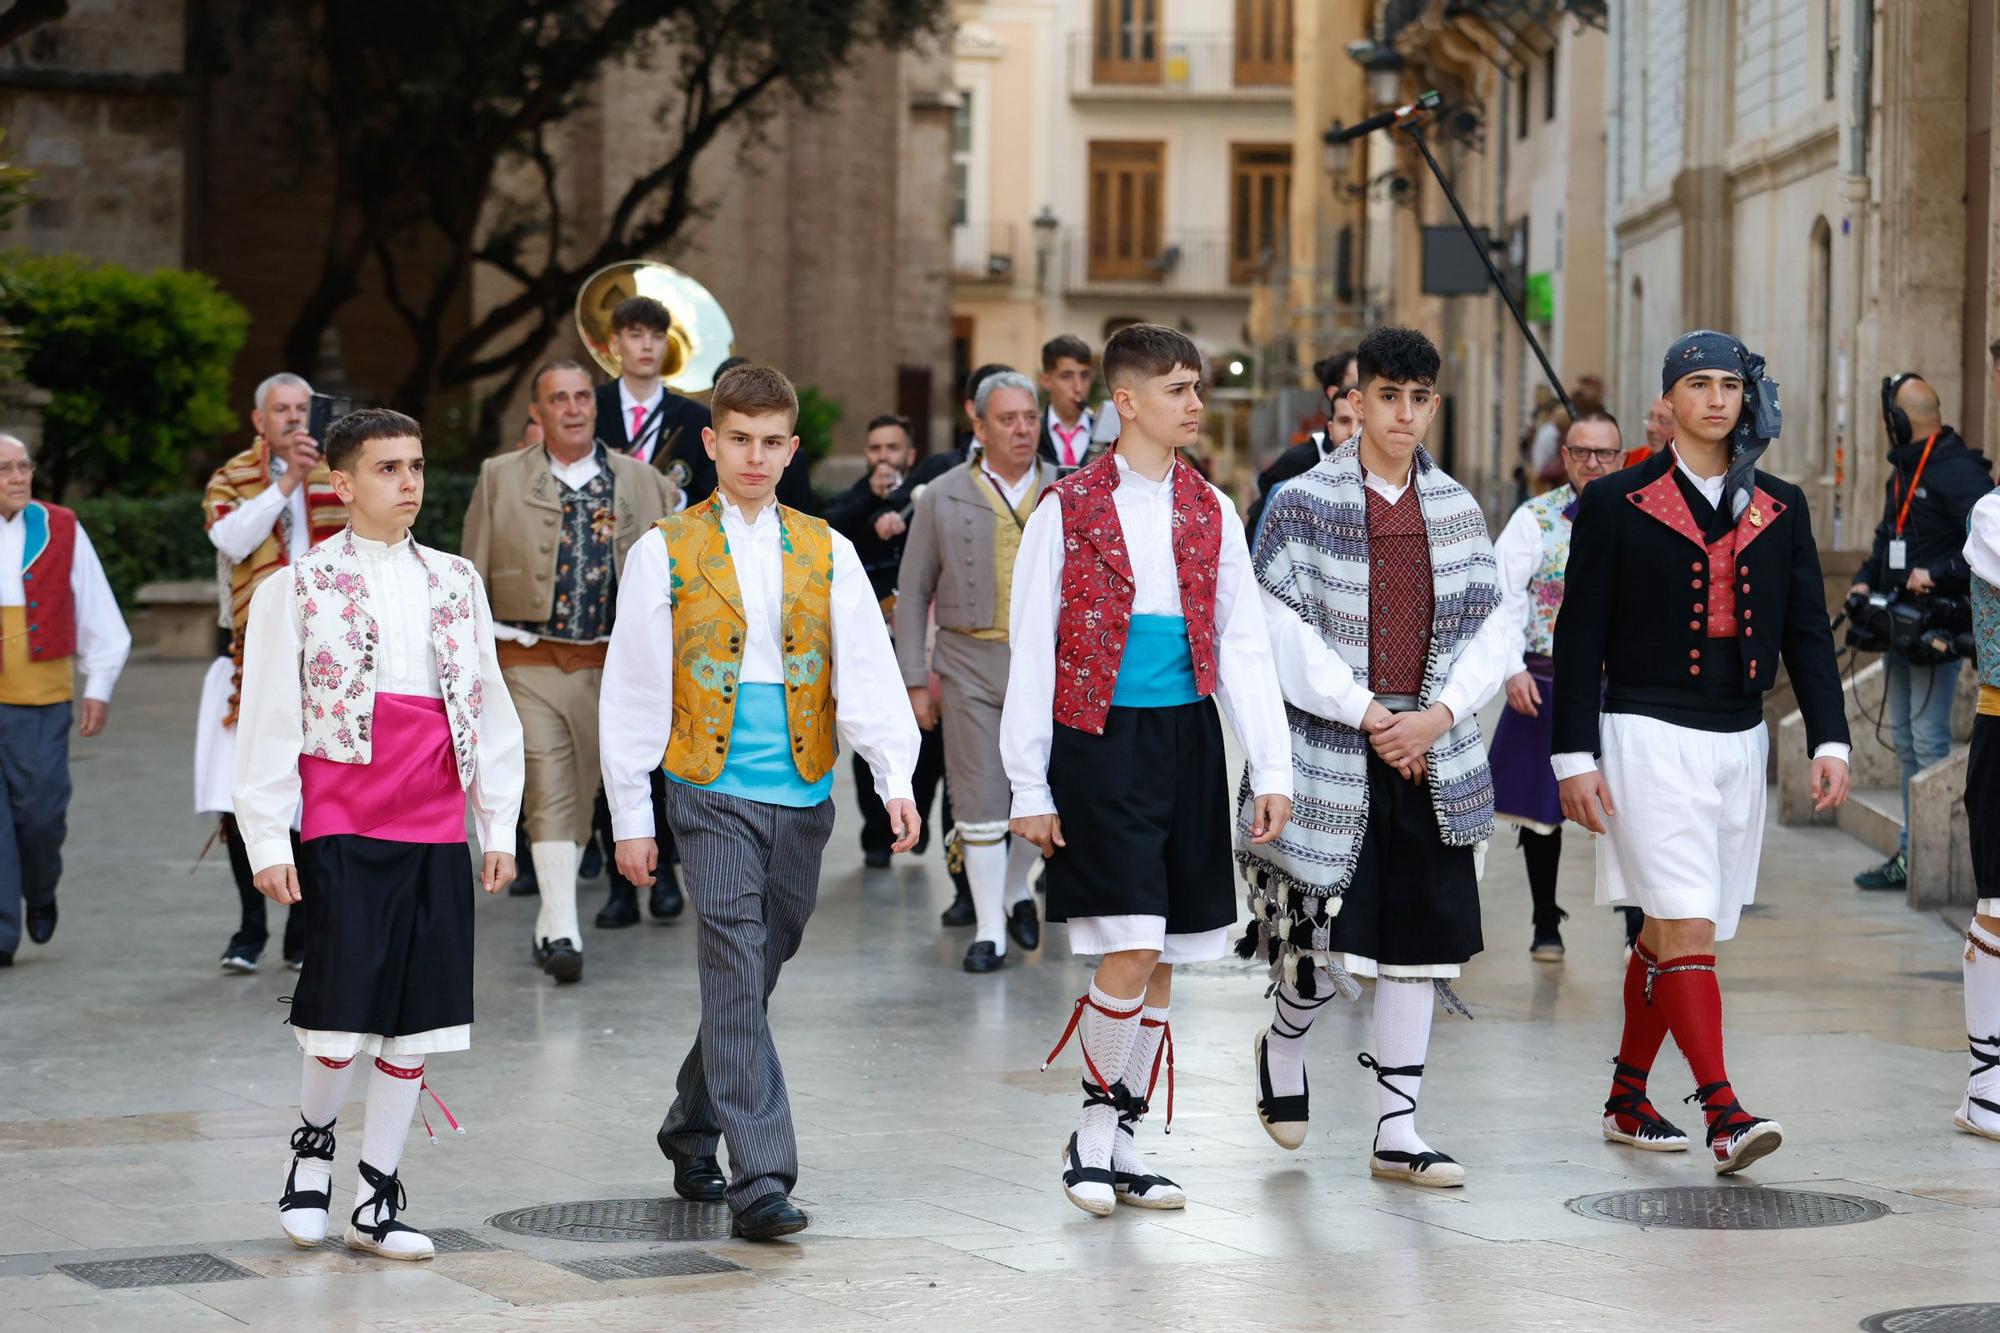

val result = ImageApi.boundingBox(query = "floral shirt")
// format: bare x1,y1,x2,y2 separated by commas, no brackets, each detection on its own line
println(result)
541,463,617,644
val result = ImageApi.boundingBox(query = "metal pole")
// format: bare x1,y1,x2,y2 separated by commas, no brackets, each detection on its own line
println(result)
1400,121,1575,419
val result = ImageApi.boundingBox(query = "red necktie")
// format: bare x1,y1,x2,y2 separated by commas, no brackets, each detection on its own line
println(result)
1054,423,1082,467
631,404,646,448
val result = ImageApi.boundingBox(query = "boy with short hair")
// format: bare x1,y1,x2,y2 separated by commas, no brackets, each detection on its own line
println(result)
1039,334,1101,473
1002,323,1293,1216
1240,326,1508,1188
595,295,711,481
236,408,523,1259
600,364,921,1239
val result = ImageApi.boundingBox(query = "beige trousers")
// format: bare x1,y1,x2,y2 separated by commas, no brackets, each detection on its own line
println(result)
503,663,602,845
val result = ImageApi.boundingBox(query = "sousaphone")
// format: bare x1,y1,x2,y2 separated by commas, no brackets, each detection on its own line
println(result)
575,260,736,393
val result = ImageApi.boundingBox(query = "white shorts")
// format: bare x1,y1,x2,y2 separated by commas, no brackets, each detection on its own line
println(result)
1595,713,1768,942
1064,915,1228,965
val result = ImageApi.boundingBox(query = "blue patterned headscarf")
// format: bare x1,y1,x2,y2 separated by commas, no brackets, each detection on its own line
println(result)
1662,330,1783,523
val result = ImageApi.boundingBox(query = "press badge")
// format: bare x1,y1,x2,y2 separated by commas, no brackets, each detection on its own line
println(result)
1888,539,1908,570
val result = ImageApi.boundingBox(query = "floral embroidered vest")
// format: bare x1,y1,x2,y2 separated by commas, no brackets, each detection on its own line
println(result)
1522,484,1576,657
1045,453,1221,734
295,529,487,787
1974,573,1999,690
658,496,837,784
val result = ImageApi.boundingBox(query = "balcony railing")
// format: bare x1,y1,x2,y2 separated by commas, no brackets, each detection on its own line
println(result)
1066,32,1293,100
950,222,1019,283
1061,228,1271,298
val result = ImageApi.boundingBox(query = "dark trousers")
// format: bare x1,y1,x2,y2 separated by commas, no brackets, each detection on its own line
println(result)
594,770,674,885
856,724,947,856
0,701,70,955
658,782,835,1211
222,816,306,958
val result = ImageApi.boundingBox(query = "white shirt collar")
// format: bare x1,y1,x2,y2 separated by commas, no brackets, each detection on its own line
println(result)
1047,404,1091,436
618,380,665,415
981,462,1037,509
349,531,414,559
1363,467,1411,504
1112,451,1173,497
547,446,603,489
1672,449,1728,506
720,496,779,532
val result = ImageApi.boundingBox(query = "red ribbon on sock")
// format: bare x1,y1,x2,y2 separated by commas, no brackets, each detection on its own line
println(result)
1141,1016,1174,1133
1043,992,1144,1094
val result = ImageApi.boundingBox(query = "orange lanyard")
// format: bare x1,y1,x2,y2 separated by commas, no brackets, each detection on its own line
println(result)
1892,432,1939,537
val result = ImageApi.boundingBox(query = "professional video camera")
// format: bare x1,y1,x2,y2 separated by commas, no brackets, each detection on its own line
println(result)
1839,586,1975,666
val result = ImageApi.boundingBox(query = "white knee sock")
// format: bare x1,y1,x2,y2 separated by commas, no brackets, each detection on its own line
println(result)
1369,978,1436,1157
354,1055,425,1224
1114,1003,1170,1173
963,838,1008,952
531,840,582,949
300,1052,359,1127
1965,922,2000,1129
1003,836,1041,909
1076,983,1145,1168
1261,980,1332,1099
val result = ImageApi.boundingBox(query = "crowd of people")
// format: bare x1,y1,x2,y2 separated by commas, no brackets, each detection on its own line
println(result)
1,299,1997,1254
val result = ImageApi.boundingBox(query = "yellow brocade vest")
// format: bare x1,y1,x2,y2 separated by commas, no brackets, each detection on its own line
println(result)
659,498,838,785
970,474,1037,642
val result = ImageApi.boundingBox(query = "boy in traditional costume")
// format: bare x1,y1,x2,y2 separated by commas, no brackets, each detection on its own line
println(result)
1002,323,1293,1215
1962,483,2000,1141
236,409,522,1258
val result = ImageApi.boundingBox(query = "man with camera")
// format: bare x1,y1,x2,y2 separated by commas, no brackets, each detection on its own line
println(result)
1848,374,1994,891
201,374,349,974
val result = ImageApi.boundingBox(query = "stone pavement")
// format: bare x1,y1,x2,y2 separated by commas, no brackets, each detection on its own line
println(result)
1,660,1995,1332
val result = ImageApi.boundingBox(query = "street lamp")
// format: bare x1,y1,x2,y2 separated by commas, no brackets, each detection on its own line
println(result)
1343,37,1406,109
1032,206,1059,290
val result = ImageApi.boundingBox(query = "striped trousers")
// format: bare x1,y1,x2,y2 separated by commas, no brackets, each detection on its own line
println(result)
659,781,835,1210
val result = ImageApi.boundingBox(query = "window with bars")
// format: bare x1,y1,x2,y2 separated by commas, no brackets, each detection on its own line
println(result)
1234,0,1293,87
951,91,972,227
1087,141,1165,282
1229,143,1291,285
1543,47,1557,121
1093,0,1161,86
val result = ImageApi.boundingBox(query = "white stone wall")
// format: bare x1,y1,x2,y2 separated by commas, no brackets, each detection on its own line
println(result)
1733,0,1813,139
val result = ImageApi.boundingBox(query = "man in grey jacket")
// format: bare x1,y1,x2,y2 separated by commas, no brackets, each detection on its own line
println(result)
896,371,1059,973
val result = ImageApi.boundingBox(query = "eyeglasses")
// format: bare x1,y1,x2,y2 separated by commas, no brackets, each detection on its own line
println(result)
1563,446,1621,466
0,460,34,478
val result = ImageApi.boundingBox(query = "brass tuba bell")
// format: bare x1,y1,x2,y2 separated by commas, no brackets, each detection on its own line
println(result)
575,260,736,394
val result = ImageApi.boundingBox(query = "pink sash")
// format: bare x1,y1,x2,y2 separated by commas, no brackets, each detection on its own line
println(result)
301,693,463,843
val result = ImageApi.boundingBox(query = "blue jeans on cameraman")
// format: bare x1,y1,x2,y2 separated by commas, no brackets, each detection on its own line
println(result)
1884,654,1961,855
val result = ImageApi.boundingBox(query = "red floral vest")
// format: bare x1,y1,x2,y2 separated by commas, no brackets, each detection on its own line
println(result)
7,501,79,671
1046,454,1221,733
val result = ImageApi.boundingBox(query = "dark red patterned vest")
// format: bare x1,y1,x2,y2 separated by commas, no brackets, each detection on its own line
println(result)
1365,484,1433,695
6,501,78,672
1046,453,1221,734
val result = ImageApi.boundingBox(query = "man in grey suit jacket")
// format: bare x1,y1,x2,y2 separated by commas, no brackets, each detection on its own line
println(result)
896,370,1059,973
462,361,678,983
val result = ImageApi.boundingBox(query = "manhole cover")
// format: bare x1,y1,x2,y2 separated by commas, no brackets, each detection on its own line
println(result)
1566,1186,1889,1229
489,1198,731,1242
57,1253,260,1289
319,1227,497,1255
564,1251,746,1282
1860,1306,2000,1332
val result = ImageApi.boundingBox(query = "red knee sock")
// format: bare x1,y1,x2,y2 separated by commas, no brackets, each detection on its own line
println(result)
1605,943,1671,1130
1649,953,1750,1135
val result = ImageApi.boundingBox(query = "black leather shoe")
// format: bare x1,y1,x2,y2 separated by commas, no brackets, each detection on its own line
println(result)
579,839,604,881
940,885,975,928
963,940,1004,974
0,950,12,967
540,938,582,983
509,860,539,896
730,1193,808,1240
656,1134,727,1202
1007,899,1040,952
595,883,640,929
649,875,684,921
26,901,56,945
863,847,892,869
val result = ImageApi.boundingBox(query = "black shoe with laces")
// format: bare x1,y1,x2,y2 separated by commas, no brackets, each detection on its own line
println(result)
656,1132,728,1202
540,938,582,984
1854,851,1908,891
1530,906,1568,962
221,935,262,974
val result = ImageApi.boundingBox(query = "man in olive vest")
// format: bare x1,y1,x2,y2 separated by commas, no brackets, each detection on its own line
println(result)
600,364,920,1240
897,370,1058,973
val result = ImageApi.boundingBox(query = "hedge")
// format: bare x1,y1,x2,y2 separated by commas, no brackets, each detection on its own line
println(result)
72,470,481,610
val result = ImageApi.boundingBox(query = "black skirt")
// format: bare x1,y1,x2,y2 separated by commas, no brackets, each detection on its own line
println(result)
1044,699,1235,934
1326,750,1483,968
1970,714,2000,901
289,835,476,1037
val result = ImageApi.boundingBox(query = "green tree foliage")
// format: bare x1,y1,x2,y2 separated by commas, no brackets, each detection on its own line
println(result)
793,385,842,464
0,252,248,499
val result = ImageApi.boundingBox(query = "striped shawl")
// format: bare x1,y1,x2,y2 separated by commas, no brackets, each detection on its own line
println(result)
1235,438,1499,982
